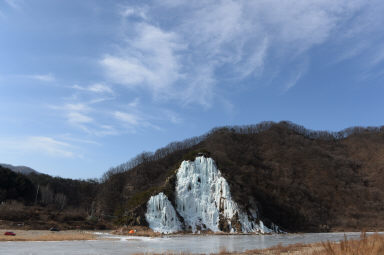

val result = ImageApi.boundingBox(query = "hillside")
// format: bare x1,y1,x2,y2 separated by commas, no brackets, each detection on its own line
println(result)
0,166,102,230
97,122,384,232
1,121,384,233
0,166,35,203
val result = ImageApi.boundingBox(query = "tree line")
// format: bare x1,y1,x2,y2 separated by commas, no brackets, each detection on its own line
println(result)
102,121,384,181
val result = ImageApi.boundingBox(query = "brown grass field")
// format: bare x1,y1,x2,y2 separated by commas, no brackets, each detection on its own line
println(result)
0,229,96,241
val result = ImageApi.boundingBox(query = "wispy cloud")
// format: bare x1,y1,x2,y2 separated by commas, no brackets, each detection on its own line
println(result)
4,0,22,10
0,136,77,158
57,134,100,146
329,0,384,76
101,0,376,105
62,103,90,112
113,109,161,132
28,73,55,82
369,44,384,67
120,6,148,20
127,97,140,108
101,22,185,96
112,106,180,133
67,112,93,125
284,71,304,92
114,111,140,126
282,59,309,91
72,83,114,94
0,10,5,19
50,103,94,132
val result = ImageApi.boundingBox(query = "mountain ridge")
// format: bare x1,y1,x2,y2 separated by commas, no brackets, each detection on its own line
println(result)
0,163,39,175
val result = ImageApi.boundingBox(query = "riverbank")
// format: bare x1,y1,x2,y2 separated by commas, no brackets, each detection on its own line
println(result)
0,229,96,241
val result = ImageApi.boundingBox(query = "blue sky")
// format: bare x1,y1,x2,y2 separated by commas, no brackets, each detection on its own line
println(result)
1,0,384,179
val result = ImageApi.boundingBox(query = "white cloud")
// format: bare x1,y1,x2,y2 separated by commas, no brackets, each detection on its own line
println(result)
0,136,76,158
28,73,55,82
102,0,375,104
101,22,184,96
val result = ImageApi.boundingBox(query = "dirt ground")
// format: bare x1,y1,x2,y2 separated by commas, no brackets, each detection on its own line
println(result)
0,229,97,241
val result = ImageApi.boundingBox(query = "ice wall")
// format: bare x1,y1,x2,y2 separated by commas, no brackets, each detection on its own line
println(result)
145,192,181,234
175,156,271,233
145,156,276,234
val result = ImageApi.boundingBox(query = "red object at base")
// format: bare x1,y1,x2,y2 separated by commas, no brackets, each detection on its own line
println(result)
4,232,16,236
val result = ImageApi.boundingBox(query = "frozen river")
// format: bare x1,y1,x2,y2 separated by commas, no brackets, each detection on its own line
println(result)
0,232,370,255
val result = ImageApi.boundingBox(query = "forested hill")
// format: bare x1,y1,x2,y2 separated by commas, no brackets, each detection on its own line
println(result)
1,121,384,232
0,165,100,230
0,166,36,203
98,121,384,232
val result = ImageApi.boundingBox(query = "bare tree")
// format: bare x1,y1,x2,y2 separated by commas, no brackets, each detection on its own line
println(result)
40,186,54,205
54,193,67,210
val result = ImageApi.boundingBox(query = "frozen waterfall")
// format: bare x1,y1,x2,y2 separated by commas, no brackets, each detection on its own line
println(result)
145,192,181,234
145,156,275,234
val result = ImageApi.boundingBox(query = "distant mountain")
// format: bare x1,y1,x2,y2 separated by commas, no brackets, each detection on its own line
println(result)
0,163,39,175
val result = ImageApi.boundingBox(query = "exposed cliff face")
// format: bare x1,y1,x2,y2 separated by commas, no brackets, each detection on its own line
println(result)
145,156,276,234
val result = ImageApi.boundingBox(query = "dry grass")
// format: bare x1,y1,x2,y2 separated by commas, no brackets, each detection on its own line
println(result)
0,230,95,241
313,232,384,255
131,233,384,255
